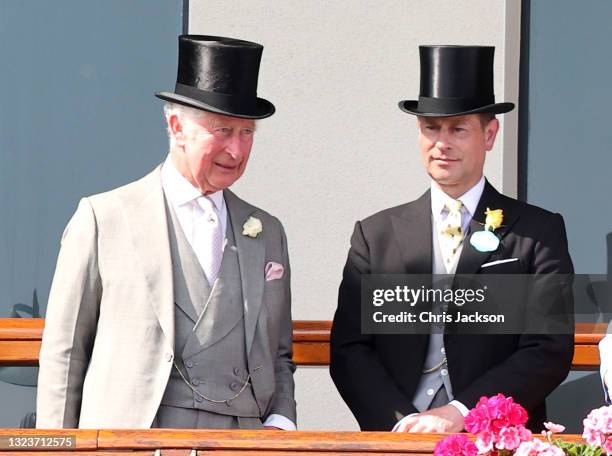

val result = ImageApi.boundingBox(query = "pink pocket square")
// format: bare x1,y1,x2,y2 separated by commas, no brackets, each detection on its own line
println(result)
265,261,284,281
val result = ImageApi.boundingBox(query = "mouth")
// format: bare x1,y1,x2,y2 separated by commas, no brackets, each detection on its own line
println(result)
213,162,239,171
432,157,459,165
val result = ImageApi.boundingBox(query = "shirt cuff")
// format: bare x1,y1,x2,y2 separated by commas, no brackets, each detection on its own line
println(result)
391,413,418,432
263,414,296,430
449,400,470,417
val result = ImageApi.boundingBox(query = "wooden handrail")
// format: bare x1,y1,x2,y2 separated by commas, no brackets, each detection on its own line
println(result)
0,319,606,370
0,428,588,454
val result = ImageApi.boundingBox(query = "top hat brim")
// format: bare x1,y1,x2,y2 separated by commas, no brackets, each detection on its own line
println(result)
155,91,275,120
399,99,514,117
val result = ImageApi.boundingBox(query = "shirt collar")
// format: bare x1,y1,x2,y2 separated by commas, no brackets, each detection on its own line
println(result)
160,154,224,211
430,175,485,219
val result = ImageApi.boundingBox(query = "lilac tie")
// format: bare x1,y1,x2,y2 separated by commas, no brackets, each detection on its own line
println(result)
193,196,224,285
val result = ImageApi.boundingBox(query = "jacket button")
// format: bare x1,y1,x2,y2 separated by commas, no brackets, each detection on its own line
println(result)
191,379,200,386
230,382,239,391
166,353,173,362
195,395,203,403
186,360,194,368
233,367,241,376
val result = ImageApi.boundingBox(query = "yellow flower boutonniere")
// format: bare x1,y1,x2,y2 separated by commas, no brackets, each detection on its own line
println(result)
484,208,504,232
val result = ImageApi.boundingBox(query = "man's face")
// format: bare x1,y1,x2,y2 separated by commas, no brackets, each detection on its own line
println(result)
417,114,499,197
171,111,255,194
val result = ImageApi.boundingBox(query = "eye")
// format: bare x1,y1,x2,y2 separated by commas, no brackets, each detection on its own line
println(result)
215,127,231,135
454,127,466,133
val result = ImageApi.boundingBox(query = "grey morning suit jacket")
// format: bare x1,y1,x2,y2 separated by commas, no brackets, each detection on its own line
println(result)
36,166,296,428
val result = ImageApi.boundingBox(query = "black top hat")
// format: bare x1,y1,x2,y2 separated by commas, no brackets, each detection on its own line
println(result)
399,45,514,116
156,35,275,119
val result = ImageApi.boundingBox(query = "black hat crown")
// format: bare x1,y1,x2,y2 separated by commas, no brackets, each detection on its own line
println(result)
399,45,514,116
156,35,275,119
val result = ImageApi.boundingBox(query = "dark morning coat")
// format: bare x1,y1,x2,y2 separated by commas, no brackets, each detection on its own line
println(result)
330,181,574,431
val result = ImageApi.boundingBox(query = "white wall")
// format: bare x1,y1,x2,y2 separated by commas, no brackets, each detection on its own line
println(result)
189,0,519,431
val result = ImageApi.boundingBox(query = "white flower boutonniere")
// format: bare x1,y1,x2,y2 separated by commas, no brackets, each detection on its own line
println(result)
470,207,504,252
242,216,263,238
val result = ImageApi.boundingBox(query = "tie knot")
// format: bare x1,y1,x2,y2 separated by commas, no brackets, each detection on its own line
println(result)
445,199,463,214
441,199,464,239
196,196,216,214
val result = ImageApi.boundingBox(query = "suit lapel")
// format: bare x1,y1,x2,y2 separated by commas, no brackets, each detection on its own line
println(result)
391,190,433,274
122,166,175,349
224,189,265,355
456,180,520,274
389,191,432,390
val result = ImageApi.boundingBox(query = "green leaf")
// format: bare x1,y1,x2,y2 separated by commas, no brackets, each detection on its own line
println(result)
553,438,602,456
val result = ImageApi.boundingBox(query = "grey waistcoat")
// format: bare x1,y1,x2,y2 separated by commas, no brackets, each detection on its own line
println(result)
412,214,461,412
160,201,260,417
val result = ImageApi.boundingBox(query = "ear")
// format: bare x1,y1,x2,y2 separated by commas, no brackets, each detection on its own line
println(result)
168,113,185,146
484,118,500,151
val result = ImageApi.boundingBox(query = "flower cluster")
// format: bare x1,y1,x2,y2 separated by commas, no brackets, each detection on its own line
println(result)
514,438,565,456
434,434,478,456
464,394,533,452
434,394,608,456
583,406,612,454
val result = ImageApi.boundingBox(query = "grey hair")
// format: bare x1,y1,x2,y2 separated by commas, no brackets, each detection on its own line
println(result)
163,102,210,147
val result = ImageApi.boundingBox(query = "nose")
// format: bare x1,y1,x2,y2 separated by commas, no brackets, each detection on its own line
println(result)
435,128,452,152
225,135,244,160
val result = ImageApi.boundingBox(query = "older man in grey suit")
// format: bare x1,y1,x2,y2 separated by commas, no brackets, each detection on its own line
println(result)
36,35,296,430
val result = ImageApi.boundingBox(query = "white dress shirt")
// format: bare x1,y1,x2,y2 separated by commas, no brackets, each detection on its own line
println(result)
161,155,227,269
430,175,485,267
160,155,296,430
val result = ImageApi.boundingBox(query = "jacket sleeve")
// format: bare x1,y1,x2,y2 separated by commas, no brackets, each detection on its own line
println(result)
264,221,297,424
36,198,101,428
330,221,418,430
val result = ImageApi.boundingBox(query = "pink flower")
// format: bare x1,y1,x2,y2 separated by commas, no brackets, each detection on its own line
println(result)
515,439,565,456
496,425,533,451
518,425,534,442
434,434,478,456
475,430,494,453
582,427,605,446
465,394,529,436
465,394,530,453
583,405,612,454
508,403,529,427
543,422,565,434
497,426,521,450
465,403,491,435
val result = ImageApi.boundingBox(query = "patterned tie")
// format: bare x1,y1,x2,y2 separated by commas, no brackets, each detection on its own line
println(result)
440,199,464,267
193,196,224,285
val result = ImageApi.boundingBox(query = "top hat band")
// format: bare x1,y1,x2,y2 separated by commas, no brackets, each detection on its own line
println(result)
175,82,257,113
417,95,495,113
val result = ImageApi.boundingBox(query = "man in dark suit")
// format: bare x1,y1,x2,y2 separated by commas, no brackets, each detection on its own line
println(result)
330,45,573,433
